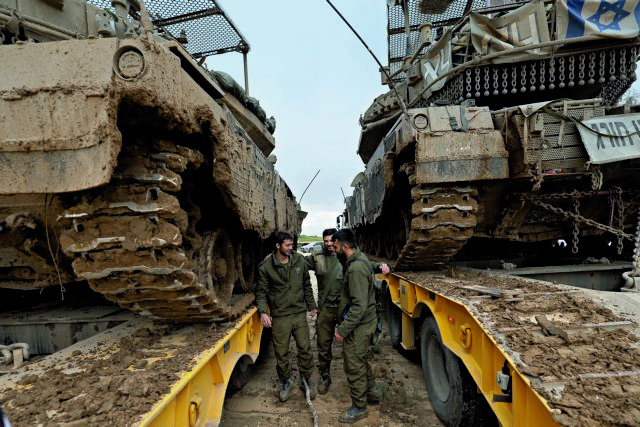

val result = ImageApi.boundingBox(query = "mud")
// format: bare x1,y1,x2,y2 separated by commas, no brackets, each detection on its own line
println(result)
368,258,640,426
0,320,234,426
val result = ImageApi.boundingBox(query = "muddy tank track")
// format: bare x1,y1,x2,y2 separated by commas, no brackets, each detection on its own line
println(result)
58,140,254,322
365,186,478,271
394,185,478,270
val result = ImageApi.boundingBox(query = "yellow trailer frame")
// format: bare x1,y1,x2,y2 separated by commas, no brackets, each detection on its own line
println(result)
139,307,263,427
382,273,558,427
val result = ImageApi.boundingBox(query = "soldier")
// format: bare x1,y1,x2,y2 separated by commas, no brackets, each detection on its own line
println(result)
307,228,389,395
332,228,381,424
256,231,318,402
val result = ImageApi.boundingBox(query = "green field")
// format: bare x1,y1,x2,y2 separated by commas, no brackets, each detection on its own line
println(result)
298,235,321,244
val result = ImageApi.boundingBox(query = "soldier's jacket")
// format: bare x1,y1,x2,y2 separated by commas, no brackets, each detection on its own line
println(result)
336,249,377,338
306,244,343,308
255,251,317,317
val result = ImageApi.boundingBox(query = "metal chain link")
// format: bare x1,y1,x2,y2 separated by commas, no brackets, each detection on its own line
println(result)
502,67,509,95
578,53,586,86
466,68,472,98
511,65,518,94
610,50,617,81
559,57,566,88
484,66,490,97
568,56,576,87
520,64,527,92
615,187,625,254
475,67,481,98
493,68,499,96
588,52,596,85
539,60,546,90
549,57,556,89
620,47,627,81
530,62,537,92
572,197,580,253
633,211,640,272
599,51,606,83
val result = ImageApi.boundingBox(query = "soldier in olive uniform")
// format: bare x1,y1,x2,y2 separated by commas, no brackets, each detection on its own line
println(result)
307,228,389,395
333,228,381,424
256,231,318,402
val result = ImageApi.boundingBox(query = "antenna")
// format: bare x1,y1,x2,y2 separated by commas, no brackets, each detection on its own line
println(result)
300,169,321,203
325,0,409,116
340,187,347,202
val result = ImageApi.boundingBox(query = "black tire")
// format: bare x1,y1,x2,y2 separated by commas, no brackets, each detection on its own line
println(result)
420,316,486,427
228,359,254,392
386,290,402,349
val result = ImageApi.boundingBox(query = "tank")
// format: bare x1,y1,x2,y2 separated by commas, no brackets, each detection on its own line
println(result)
0,0,305,321
344,0,640,270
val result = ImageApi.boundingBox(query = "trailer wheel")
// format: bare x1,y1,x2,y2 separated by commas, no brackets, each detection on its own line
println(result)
386,290,402,349
420,316,483,427
229,358,254,392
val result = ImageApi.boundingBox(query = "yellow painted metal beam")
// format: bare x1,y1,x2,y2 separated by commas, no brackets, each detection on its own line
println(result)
139,308,262,427
381,274,558,427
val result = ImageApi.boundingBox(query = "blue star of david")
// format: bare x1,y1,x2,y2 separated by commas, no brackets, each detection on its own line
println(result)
586,0,631,32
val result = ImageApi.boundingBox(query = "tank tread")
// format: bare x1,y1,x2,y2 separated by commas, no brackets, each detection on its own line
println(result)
58,142,253,322
394,186,477,270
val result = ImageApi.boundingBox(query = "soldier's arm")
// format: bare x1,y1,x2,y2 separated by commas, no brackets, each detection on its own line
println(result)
303,263,317,311
336,265,368,337
255,265,269,315
370,261,389,274
305,252,317,271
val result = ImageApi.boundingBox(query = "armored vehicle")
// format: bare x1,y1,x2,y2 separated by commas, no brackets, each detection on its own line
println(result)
344,0,640,272
0,0,305,321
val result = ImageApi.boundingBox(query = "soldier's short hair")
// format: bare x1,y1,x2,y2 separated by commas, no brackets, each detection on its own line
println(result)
274,231,294,245
322,228,338,238
332,228,357,249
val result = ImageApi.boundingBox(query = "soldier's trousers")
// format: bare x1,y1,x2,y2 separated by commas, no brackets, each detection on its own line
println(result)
342,319,377,408
316,306,340,375
272,311,315,383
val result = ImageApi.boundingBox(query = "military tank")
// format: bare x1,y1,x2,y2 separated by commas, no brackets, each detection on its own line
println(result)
344,0,640,270
0,0,305,321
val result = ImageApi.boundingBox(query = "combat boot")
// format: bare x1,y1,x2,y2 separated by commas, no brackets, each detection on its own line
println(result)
367,384,381,404
298,378,317,399
338,405,369,424
279,378,294,402
318,373,331,394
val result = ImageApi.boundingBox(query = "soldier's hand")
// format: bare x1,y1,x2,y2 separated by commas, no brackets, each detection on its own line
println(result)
260,313,272,328
310,309,318,317
381,264,390,275
334,330,344,343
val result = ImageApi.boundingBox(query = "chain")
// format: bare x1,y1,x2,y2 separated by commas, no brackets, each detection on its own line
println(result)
520,64,527,92
568,56,576,87
549,57,556,90
610,49,617,81
631,47,638,81
620,47,627,81
591,168,603,190
474,67,481,98
502,68,509,94
615,187,625,254
511,66,517,94
539,60,546,90
466,68,472,98
633,211,640,272
588,52,596,85
482,66,489,97
578,53,586,86
599,51,606,83
493,68,499,96
559,57,566,88
531,199,635,241
572,197,580,253
530,62,537,91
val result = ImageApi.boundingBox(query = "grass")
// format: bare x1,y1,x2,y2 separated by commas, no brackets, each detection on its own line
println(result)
298,235,321,244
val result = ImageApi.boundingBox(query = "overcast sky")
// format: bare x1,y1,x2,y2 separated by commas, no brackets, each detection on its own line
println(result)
206,1,388,236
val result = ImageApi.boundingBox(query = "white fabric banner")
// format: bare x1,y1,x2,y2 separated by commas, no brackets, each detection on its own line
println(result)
420,30,452,91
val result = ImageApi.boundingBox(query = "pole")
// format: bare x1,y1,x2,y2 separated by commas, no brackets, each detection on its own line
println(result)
243,51,250,96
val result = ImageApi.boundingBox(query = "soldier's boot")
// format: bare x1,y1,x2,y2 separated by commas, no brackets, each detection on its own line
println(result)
279,378,294,402
367,384,381,404
298,378,317,399
318,373,331,395
338,405,369,424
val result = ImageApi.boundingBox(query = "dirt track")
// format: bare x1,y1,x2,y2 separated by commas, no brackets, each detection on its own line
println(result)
222,272,444,427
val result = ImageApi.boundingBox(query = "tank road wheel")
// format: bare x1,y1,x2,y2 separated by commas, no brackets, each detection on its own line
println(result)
420,316,485,427
58,139,254,322
386,289,402,349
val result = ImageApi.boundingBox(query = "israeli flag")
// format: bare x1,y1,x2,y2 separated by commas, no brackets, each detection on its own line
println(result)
557,0,640,39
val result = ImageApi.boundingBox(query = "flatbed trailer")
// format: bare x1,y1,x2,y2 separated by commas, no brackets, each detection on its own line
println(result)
381,264,640,426
0,306,263,426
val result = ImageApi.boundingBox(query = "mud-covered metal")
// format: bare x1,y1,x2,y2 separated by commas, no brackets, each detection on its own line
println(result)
0,0,304,322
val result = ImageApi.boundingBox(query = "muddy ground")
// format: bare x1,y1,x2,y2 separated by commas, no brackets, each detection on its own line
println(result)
222,271,444,427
